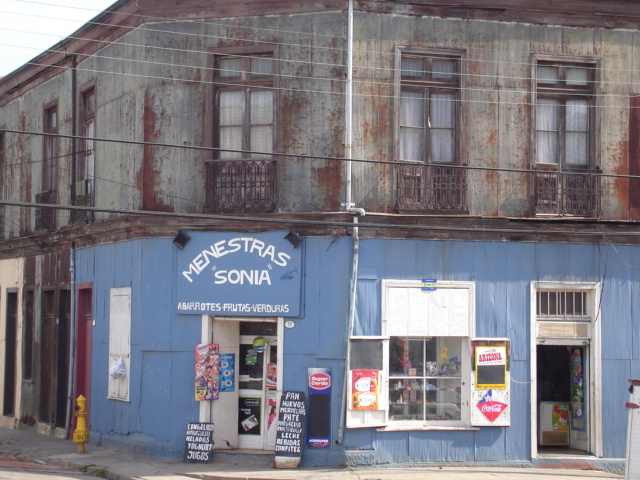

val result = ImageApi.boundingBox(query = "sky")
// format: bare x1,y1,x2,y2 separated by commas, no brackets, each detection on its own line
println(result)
0,0,116,77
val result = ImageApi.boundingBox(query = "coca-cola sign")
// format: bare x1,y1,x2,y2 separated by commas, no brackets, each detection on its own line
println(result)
476,390,507,422
309,373,331,390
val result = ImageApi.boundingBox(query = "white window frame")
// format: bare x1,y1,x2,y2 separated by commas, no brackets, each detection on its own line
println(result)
347,280,475,430
108,287,131,401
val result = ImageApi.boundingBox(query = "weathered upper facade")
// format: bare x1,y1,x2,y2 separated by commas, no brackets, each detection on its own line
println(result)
0,0,639,470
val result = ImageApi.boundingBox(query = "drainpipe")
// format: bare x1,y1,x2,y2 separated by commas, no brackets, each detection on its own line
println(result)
65,56,78,440
65,242,77,439
338,0,366,445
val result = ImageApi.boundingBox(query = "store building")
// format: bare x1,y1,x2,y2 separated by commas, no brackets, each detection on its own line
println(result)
0,0,639,471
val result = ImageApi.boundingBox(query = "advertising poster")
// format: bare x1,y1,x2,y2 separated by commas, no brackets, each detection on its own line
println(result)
307,368,331,448
570,348,585,424
473,389,510,425
475,346,507,389
195,344,220,401
267,363,277,389
351,369,379,410
219,353,235,393
552,403,570,430
238,397,262,435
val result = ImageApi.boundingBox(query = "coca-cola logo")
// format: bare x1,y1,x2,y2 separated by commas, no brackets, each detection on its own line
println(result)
481,403,505,413
477,390,507,422
309,373,331,390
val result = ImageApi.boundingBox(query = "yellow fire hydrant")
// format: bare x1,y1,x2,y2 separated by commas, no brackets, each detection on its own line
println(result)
72,395,89,453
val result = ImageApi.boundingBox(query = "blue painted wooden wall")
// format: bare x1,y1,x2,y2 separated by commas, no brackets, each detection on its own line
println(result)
74,235,639,465
344,239,638,463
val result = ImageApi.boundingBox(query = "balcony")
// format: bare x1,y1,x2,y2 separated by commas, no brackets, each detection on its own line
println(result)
205,159,276,213
534,169,602,217
70,179,92,224
35,190,57,231
396,163,468,213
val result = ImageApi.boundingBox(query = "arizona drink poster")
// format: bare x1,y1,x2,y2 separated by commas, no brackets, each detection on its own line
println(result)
195,344,220,401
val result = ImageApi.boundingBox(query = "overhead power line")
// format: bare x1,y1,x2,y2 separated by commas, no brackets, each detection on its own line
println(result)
3,127,640,180
1,199,640,240
1,2,639,99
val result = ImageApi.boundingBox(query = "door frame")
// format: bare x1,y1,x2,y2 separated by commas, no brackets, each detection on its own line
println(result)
237,335,277,450
199,315,283,451
529,282,602,459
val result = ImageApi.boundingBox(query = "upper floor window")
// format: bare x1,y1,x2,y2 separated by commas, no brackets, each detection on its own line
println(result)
206,51,276,213
535,61,596,168
396,50,467,213
43,104,58,192
533,58,600,217
214,54,274,160
0,131,4,192
399,52,461,164
78,88,95,183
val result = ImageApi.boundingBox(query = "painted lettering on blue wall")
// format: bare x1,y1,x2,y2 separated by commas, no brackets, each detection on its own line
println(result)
176,302,290,313
182,237,291,283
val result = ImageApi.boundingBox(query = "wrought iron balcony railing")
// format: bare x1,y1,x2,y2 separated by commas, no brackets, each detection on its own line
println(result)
534,169,602,217
396,163,468,213
35,190,57,231
70,179,92,224
205,159,276,213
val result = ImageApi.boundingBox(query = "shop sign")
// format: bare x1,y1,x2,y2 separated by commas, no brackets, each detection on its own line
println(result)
475,389,508,422
176,232,302,316
475,346,507,389
471,340,511,427
184,422,214,463
275,391,306,457
307,368,331,448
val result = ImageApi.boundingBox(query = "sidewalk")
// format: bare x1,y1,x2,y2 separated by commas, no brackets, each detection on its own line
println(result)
0,427,625,480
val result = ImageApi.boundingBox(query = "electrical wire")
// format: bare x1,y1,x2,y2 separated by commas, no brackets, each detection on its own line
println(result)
0,198,638,239
3,127,640,180
5,0,638,73
0,16,632,95
1,3,639,98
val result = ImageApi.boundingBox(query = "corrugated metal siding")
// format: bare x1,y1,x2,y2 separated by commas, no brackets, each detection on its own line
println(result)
348,239,639,462
75,236,354,462
76,238,201,455
75,234,640,463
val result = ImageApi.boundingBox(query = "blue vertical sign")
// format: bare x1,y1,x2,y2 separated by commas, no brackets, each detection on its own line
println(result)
307,368,331,448
176,231,302,317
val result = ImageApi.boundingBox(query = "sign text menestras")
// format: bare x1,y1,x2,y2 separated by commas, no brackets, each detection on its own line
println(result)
181,237,292,285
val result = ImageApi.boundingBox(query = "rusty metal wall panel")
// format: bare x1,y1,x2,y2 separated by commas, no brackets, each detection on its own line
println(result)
351,12,638,219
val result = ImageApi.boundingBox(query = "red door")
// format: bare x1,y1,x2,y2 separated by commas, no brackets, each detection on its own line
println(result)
73,285,93,430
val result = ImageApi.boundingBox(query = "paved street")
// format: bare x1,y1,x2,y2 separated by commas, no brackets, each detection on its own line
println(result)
0,457,95,479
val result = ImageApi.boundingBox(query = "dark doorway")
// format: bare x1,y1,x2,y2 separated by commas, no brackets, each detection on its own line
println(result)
3,291,18,416
537,345,570,403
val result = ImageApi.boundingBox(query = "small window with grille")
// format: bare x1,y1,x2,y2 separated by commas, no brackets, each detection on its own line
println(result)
536,290,589,320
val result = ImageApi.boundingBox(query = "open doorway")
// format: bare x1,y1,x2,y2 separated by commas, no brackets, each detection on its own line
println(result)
536,344,589,455
204,317,282,452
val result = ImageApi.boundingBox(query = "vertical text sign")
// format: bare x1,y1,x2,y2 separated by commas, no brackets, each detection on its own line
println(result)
184,422,214,463
275,391,306,458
